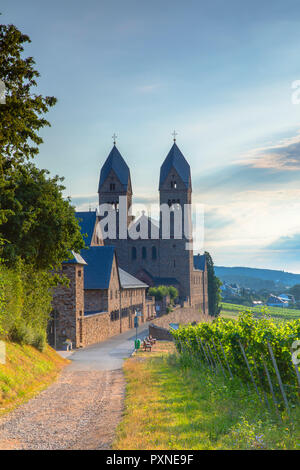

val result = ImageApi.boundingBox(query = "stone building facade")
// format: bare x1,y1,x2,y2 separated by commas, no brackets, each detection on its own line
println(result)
51,248,155,349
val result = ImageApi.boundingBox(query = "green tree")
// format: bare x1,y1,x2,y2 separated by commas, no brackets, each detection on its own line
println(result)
0,23,57,169
0,22,83,269
0,163,85,270
288,284,300,301
148,285,179,304
168,286,179,303
205,251,222,317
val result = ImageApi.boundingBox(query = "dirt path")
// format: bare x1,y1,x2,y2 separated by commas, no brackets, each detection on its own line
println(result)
0,368,125,450
0,325,150,450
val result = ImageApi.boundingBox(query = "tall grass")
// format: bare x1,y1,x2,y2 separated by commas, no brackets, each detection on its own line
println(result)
114,343,300,450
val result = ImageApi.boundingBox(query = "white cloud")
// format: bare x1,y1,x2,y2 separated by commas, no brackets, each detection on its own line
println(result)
136,84,160,94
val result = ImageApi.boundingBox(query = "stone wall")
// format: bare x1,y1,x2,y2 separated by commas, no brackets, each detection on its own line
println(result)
85,289,108,314
80,307,149,348
149,324,173,341
148,306,211,342
150,306,210,330
79,312,110,347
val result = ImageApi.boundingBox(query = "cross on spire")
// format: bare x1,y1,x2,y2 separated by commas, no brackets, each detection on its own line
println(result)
112,133,117,145
172,130,178,142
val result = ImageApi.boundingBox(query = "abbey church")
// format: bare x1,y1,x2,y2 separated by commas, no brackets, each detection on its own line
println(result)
97,140,208,312
50,141,208,349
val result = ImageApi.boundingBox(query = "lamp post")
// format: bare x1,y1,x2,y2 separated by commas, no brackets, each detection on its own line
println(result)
134,310,139,344
134,309,142,349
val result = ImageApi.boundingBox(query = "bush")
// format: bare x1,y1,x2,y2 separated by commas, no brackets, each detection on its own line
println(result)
8,323,34,345
0,261,52,350
31,331,46,352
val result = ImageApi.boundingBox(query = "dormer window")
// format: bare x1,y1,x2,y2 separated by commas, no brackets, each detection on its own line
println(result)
110,183,115,191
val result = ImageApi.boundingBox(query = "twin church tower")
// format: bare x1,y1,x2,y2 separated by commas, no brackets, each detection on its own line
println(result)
97,139,208,312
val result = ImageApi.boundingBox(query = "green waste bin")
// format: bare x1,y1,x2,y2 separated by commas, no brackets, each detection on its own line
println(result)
135,339,141,350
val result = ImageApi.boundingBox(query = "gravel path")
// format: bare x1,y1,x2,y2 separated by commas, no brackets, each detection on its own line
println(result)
0,368,125,450
0,325,149,450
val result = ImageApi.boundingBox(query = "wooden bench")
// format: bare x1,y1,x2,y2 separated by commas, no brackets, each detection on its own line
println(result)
146,336,156,345
142,340,152,352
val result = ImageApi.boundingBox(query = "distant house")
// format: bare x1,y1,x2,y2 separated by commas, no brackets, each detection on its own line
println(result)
252,300,263,307
220,282,241,299
278,293,295,305
266,294,288,307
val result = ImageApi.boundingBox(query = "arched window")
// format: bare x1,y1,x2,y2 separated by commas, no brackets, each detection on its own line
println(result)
132,247,137,260
142,246,147,259
152,246,157,260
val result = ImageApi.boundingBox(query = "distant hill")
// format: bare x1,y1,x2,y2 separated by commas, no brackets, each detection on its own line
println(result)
214,266,300,288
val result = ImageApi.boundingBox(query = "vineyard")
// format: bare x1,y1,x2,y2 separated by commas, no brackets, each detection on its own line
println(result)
172,312,300,420
221,302,300,321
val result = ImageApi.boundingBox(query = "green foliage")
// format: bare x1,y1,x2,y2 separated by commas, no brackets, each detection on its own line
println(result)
148,285,179,303
0,22,84,270
0,23,57,168
288,284,300,301
31,331,47,352
8,323,34,345
168,286,178,301
0,261,53,350
205,251,222,316
0,163,85,270
172,312,300,402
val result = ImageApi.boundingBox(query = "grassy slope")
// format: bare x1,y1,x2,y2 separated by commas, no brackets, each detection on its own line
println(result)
221,302,300,321
114,342,299,450
0,342,67,415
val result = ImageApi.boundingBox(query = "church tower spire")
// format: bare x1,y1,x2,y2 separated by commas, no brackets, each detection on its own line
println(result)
159,141,194,304
98,144,133,227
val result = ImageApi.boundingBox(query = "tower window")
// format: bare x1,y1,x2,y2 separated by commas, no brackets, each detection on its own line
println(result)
171,181,177,189
152,246,157,260
142,247,147,259
132,247,137,260
110,183,115,191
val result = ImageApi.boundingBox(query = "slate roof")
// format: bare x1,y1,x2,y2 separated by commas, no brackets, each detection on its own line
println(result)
98,145,130,191
159,143,191,189
119,268,148,289
78,246,146,291
80,246,115,289
193,254,206,271
153,277,179,286
75,211,97,246
63,251,87,265
137,268,179,287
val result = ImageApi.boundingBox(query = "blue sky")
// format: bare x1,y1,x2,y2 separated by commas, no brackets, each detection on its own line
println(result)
2,0,300,271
